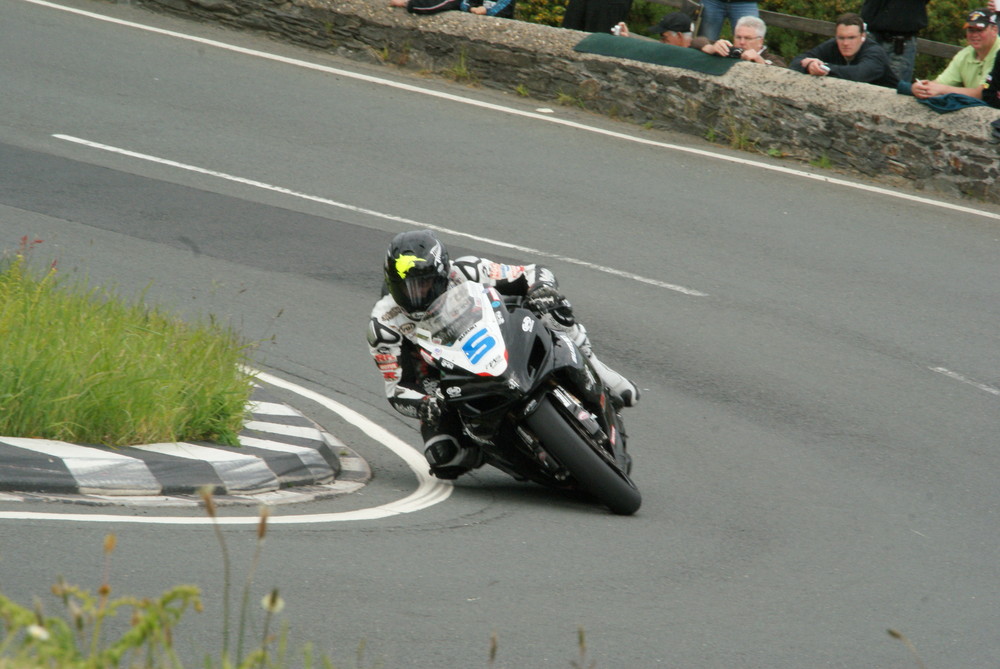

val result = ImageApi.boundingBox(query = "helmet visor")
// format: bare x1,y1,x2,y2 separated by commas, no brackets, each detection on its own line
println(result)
404,275,434,305
400,274,448,312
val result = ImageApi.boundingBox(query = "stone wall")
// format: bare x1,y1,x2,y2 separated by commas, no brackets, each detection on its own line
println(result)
137,0,1000,202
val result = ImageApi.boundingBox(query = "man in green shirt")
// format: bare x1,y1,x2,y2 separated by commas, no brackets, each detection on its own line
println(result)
913,8,999,99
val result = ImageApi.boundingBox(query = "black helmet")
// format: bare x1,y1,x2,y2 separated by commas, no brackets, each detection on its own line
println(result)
384,230,450,314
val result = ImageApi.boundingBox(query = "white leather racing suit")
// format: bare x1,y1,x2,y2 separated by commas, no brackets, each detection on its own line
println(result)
366,256,636,423
368,256,555,419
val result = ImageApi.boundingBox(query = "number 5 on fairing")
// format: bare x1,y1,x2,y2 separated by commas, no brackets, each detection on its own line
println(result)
463,328,496,364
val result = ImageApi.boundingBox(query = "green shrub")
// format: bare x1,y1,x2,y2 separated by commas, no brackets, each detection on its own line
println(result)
917,0,978,79
625,0,663,31
0,239,254,447
516,0,567,27
924,0,977,45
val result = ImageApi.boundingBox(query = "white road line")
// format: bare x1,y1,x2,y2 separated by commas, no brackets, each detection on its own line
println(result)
929,367,1000,398
26,0,1000,225
0,370,452,524
51,134,707,296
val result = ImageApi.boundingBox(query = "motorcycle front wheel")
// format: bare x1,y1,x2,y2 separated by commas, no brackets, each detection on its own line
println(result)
526,395,642,516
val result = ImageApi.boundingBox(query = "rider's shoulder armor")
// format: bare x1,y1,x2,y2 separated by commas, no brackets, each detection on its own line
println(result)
367,294,414,348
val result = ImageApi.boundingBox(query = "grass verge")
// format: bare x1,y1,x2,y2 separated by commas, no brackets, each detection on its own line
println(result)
0,238,254,447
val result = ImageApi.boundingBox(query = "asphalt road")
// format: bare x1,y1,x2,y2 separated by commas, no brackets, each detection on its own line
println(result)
2,1,1000,666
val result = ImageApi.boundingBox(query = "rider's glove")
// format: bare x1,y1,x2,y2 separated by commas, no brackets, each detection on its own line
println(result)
418,393,444,428
526,283,575,327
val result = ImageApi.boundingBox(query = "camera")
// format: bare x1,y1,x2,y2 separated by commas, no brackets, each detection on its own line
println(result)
726,47,745,59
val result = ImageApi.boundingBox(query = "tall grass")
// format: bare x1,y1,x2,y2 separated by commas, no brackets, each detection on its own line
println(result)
0,532,203,669
0,494,352,669
0,240,254,447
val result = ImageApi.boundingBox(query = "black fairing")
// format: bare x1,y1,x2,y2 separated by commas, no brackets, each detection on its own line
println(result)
437,303,616,485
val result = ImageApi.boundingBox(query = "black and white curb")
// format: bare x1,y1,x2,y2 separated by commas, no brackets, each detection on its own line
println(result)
0,387,371,505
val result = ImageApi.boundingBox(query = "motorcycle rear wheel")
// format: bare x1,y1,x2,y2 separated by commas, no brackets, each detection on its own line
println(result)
526,395,641,515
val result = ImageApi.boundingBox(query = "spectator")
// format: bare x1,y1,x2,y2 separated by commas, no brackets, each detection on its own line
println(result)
698,15,785,66
460,0,514,17
614,12,708,49
861,0,930,83
563,0,632,34
389,0,514,18
790,13,899,88
912,9,999,100
984,35,1000,107
698,0,759,42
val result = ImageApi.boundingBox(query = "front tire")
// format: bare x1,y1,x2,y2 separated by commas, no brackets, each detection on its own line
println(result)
526,395,641,515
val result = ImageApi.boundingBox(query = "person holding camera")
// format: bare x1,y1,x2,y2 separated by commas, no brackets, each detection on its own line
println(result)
698,16,784,66
613,12,708,49
790,13,899,88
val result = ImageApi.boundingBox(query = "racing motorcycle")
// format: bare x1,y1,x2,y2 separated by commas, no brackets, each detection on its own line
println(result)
414,281,641,515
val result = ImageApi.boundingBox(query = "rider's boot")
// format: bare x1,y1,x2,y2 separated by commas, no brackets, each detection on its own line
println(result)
588,352,641,408
423,433,483,480
548,319,640,408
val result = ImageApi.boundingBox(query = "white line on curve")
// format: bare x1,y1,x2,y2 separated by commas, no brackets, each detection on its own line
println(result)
929,367,1000,397
0,370,451,524
51,134,707,296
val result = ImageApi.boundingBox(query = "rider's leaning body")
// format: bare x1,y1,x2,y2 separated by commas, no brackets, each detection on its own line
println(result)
369,255,556,419
366,230,638,479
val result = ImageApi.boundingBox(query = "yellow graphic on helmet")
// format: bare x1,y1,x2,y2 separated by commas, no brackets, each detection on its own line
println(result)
395,254,425,278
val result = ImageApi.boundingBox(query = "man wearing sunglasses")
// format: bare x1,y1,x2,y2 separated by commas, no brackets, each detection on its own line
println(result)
790,13,898,88
912,9,1000,99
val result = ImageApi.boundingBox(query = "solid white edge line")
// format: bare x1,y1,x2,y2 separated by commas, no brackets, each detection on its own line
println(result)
24,0,1000,224
929,367,1000,397
51,133,708,295
0,369,452,524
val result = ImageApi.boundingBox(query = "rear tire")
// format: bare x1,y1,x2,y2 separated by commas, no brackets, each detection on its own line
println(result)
526,395,641,515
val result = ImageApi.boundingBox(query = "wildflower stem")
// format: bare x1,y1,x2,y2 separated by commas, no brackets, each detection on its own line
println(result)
89,533,117,658
236,507,269,662
201,488,232,664
887,629,926,669
258,610,273,669
257,589,284,669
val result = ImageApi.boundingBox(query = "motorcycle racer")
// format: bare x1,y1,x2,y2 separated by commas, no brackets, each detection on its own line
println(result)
367,229,639,480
